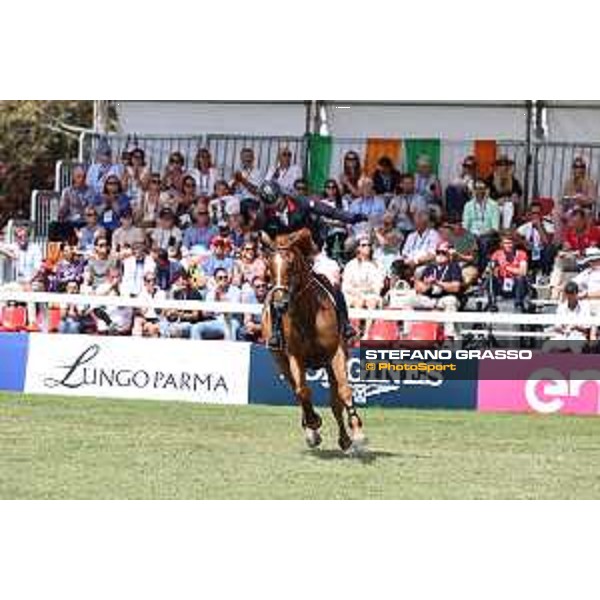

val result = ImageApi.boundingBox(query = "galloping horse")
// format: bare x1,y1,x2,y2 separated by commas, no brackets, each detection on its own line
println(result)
261,228,366,453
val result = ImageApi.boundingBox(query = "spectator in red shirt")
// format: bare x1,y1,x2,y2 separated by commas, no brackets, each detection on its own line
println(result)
490,234,528,311
562,208,600,253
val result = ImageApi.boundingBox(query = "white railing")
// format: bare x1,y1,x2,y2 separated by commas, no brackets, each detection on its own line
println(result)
1,290,600,329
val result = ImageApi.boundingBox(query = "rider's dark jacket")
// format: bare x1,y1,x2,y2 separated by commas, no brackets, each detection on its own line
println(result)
256,194,359,242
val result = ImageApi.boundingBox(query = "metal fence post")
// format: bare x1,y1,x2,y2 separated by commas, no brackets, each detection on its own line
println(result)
523,100,533,207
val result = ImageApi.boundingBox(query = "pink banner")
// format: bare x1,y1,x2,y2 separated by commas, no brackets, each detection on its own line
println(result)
477,354,600,415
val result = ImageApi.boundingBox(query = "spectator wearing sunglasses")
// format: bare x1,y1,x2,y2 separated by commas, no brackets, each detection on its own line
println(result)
82,236,117,293
150,207,182,252
233,240,267,291
95,175,132,234
190,267,242,340
111,207,145,257
485,155,523,229
162,151,186,197
562,156,599,218
265,147,303,195
388,173,427,236
339,151,362,198
121,147,150,205
204,236,235,282
135,173,169,228
238,276,268,342
134,272,166,337
182,204,218,252
76,208,106,256
320,179,350,261
189,148,219,197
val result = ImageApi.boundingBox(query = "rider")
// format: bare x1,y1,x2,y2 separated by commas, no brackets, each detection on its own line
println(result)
255,179,367,349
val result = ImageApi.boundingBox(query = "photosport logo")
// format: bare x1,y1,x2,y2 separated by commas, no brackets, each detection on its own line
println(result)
300,357,444,405
43,343,229,394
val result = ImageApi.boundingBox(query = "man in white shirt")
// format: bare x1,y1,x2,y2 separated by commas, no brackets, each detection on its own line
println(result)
572,247,600,317
264,147,303,194
230,148,263,199
400,210,441,273
0,223,43,287
121,242,156,297
543,281,593,353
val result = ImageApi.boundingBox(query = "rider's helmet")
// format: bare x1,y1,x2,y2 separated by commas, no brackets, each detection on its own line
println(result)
258,179,282,206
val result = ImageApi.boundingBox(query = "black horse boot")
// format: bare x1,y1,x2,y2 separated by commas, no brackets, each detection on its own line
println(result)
267,302,285,350
333,287,357,341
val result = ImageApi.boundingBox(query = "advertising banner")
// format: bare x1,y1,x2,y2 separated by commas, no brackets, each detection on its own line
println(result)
250,345,477,409
24,334,250,405
478,354,600,415
0,333,29,392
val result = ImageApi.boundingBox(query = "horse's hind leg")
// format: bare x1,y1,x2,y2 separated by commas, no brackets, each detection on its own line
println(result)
330,344,366,452
326,366,352,452
288,354,322,448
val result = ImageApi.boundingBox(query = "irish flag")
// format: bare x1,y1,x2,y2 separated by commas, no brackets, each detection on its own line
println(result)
307,135,502,193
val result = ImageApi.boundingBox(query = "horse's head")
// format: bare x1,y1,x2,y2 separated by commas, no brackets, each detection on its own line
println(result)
260,230,310,309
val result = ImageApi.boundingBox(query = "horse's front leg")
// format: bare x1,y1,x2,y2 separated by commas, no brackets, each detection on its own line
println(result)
288,354,322,448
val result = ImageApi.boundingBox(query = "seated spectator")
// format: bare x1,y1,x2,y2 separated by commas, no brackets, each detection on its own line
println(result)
230,147,263,199
191,267,242,340
159,270,204,339
485,155,523,230
414,242,462,337
58,164,95,226
348,177,386,240
155,248,182,292
372,156,401,198
55,243,85,291
388,173,427,235
0,221,43,290
134,172,167,228
150,207,182,252
445,155,478,222
562,156,598,218
189,148,219,197
373,212,403,274
516,201,556,276
224,198,246,249
399,210,441,276
339,150,362,198
58,281,87,334
204,236,235,280
320,179,349,262
182,203,218,252
265,147,303,194
439,218,479,287
121,242,156,297
462,179,500,272
95,175,131,234
572,247,600,319
111,207,145,257
132,271,165,337
93,266,133,336
162,151,186,199
490,234,528,311
341,235,385,331
86,140,123,195
414,155,442,208
82,236,116,293
543,281,592,353
233,239,267,290
173,174,198,229
77,207,106,257
121,147,150,206
293,178,309,197
238,276,269,342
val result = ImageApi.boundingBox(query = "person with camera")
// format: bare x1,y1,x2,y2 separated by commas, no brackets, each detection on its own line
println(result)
562,156,598,218
388,173,427,236
516,200,556,277
150,207,183,252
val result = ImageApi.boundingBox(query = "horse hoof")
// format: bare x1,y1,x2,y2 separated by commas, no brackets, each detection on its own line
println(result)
305,428,322,449
338,436,352,452
345,433,368,457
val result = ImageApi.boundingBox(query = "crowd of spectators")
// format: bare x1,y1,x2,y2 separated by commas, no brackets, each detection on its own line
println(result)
2,139,600,348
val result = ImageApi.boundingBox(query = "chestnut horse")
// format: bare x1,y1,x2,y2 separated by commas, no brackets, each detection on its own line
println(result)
261,228,366,453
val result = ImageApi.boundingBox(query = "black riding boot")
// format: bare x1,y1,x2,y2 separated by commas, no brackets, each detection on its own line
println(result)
267,303,285,350
333,287,357,341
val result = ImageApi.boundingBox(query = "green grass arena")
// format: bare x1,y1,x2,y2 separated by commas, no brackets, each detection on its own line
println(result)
1,392,599,499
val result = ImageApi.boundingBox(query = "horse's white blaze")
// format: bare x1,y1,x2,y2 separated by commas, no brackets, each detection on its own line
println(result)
274,253,283,289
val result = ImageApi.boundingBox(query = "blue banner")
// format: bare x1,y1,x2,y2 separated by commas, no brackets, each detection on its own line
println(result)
0,333,29,392
249,345,477,410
